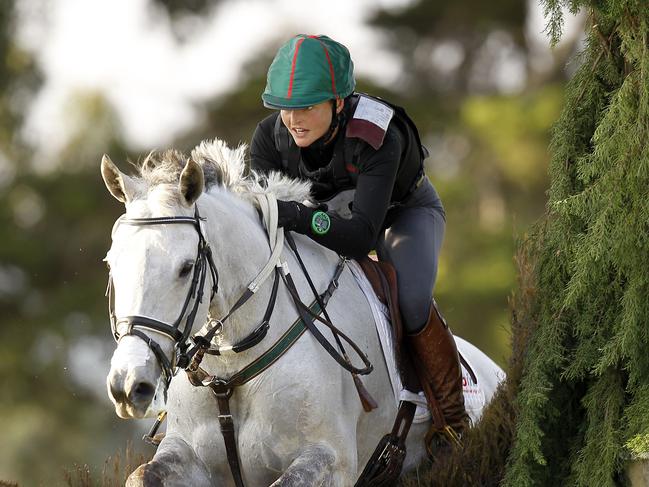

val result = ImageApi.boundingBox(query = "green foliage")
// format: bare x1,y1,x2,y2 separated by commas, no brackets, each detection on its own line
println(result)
0,8,136,479
504,4,649,485
368,0,533,96
432,87,561,365
370,0,526,44
462,87,563,188
627,426,649,459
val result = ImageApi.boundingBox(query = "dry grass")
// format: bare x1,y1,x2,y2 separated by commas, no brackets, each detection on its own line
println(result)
62,443,151,487
396,380,518,487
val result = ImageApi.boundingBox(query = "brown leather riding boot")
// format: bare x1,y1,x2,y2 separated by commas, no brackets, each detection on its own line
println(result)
407,302,468,452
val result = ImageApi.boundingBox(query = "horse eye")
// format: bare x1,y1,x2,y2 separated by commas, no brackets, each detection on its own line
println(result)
179,261,194,278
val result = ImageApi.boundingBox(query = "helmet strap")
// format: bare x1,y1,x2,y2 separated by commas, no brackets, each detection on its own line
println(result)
311,99,343,150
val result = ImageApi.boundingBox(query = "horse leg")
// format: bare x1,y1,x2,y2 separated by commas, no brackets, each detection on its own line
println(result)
126,435,211,487
270,443,339,487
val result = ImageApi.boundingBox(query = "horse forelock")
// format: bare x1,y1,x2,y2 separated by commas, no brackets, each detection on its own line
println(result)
138,149,187,187
128,138,313,208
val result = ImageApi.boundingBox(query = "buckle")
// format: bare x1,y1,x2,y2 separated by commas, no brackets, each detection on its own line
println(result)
176,352,189,369
415,174,425,189
204,377,233,398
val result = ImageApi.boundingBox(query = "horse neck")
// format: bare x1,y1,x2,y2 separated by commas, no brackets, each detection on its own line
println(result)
199,190,277,347
197,190,343,377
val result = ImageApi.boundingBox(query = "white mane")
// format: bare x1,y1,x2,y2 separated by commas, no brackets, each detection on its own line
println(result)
132,138,312,208
191,138,312,204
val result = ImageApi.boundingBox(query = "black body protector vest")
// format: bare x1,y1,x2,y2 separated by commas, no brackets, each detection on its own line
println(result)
273,93,428,202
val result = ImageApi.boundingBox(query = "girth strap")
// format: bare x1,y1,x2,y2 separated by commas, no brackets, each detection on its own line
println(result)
213,389,245,487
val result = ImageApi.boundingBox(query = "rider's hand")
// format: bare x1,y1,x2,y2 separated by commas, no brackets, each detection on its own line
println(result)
277,200,312,234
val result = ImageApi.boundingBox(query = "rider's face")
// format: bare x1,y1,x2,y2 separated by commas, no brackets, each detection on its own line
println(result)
280,99,344,148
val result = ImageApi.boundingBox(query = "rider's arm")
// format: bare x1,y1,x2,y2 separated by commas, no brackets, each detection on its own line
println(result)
250,113,283,174
280,125,402,258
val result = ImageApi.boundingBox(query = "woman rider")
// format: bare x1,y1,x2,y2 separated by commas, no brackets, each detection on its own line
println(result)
249,34,468,445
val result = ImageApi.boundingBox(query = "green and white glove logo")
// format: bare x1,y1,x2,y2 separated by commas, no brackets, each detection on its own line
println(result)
311,211,331,235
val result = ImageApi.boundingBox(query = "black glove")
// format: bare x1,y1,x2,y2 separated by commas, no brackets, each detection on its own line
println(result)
276,200,313,234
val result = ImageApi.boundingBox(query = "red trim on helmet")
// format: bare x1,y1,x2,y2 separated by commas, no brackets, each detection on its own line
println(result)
309,35,338,97
287,37,306,99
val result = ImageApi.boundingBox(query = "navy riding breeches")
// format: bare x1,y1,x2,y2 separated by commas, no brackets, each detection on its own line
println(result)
376,178,445,333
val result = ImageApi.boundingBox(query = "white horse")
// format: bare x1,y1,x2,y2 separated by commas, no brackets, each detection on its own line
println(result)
101,138,504,487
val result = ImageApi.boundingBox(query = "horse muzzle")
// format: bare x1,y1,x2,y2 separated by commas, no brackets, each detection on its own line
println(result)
107,337,167,418
107,365,166,419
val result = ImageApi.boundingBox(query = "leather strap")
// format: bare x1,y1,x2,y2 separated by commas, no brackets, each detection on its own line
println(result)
319,257,346,306
284,232,376,410
189,284,314,391
279,264,373,376
185,299,321,487
354,401,416,487
213,389,245,487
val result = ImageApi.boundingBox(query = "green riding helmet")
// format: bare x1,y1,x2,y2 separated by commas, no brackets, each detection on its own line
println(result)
262,34,355,110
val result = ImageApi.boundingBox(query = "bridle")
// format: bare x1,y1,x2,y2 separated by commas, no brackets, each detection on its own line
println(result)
106,206,219,391
106,193,374,392
106,200,282,395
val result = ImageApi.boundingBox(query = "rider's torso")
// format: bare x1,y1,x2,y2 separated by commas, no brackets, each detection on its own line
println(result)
251,93,424,203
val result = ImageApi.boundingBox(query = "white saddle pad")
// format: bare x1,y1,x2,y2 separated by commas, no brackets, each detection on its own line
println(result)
348,260,487,424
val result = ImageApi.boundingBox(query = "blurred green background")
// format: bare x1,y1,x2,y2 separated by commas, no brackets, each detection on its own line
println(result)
0,0,584,484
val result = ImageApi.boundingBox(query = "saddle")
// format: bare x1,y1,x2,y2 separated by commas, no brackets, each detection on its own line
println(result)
356,256,420,394
355,256,420,487
356,256,472,455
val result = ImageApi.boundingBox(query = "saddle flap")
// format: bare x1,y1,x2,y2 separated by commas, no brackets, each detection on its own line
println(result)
357,256,401,339
356,256,419,392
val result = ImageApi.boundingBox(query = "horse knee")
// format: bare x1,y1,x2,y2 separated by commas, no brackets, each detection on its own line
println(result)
126,462,168,487
127,458,210,487
271,443,337,487
126,437,211,487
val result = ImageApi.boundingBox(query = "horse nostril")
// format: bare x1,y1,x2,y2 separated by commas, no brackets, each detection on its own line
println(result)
110,383,126,404
130,381,156,403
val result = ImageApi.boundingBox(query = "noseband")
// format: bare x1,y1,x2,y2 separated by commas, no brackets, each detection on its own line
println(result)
106,206,219,391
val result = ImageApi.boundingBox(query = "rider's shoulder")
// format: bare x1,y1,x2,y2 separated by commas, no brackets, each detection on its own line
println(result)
345,93,396,151
257,111,281,131
252,112,281,144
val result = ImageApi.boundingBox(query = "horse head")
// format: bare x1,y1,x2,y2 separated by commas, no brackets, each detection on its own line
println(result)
101,151,210,419
100,140,311,420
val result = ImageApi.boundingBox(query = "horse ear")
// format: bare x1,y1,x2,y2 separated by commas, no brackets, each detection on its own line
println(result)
179,158,204,206
101,154,137,203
